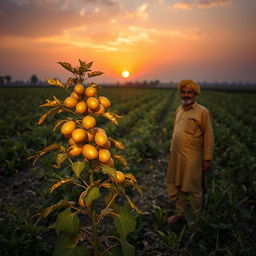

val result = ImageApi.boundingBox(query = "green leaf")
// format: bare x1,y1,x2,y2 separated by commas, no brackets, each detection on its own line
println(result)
84,187,100,207
104,192,120,211
58,62,75,74
114,208,136,239
53,236,90,256
101,164,116,179
128,182,143,197
72,161,85,178
36,200,74,223
103,248,122,256
120,238,135,256
54,208,80,236
184,209,196,226
56,153,67,168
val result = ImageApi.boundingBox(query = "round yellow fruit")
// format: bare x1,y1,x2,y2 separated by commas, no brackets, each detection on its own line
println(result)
82,144,98,160
64,97,77,108
87,97,99,110
98,149,111,163
68,138,76,146
94,127,106,134
70,92,80,100
111,171,125,184
98,96,111,108
85,87,97,97
94,132,108,147
82,115,96,129
61,121,76,136
68,144,83,157
75,101,87,114
74,83,85,96
72,128,87,143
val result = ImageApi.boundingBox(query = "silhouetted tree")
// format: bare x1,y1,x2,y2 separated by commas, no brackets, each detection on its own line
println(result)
0,76,4,86
31,75,39,85
5,75,11,85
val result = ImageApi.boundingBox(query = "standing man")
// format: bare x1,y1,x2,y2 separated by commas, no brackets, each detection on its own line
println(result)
167,79,214,224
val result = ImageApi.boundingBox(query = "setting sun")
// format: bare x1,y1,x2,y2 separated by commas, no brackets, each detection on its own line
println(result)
122,70,130,78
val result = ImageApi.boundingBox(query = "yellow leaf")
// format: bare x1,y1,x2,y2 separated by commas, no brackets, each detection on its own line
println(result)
87,71,104,78
109,138,125,150
65,77,77,90
113,155,128,169
53,119,68,132
108,111,123,119
125,195,149,215
53,96,62,105
46,78,65,88
38,113,48,125
103,112,118,125
27,143,64,165
88,82,100,89
42,143,61,152
38,107,60,125
39,99,57,108
49,179,74,193
125,173,137,183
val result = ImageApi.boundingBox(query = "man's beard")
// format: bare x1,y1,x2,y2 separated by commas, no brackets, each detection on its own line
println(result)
181,97,195,106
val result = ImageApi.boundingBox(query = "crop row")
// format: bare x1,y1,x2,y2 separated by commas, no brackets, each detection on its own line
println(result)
200,92,256,152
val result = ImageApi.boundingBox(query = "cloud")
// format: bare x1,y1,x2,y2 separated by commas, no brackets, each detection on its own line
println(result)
33,25,155,53
172,2,193,10
0,0,122,37
0,0,204,54
125,3,149,21
197,0,232,8
30,23,204,54
172,0,232,10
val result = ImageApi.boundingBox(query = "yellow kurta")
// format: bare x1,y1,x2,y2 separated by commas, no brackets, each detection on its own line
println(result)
167,102,214,199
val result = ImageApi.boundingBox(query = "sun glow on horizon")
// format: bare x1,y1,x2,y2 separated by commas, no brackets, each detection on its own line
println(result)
122,70,130,78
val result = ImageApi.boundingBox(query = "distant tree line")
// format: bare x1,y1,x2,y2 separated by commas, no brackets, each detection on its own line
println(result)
108,80,256,92
0,74,255,92
0,75,40,86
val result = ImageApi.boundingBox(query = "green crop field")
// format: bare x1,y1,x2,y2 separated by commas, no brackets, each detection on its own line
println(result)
0,87,255,255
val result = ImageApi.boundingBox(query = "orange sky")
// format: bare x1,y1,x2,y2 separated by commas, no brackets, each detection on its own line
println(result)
0,0,256,83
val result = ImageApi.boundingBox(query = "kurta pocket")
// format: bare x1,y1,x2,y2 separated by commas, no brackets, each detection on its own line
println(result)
184,118,197,135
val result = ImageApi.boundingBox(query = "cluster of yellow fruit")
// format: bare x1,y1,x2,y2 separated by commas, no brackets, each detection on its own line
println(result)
60,83,114,167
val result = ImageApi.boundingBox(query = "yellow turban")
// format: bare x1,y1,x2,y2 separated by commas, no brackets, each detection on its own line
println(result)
178,79,201,95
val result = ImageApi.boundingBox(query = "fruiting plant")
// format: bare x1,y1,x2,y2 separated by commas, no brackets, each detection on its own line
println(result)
29,60,144,256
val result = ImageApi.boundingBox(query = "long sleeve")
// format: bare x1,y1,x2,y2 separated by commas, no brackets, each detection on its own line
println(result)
202,109,214,160
169,109,178,152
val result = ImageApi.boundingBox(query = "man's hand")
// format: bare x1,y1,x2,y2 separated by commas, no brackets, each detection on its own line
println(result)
202,160,211,171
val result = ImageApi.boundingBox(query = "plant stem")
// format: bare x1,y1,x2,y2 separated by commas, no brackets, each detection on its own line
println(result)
92,205,99,256
89,161,99,256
